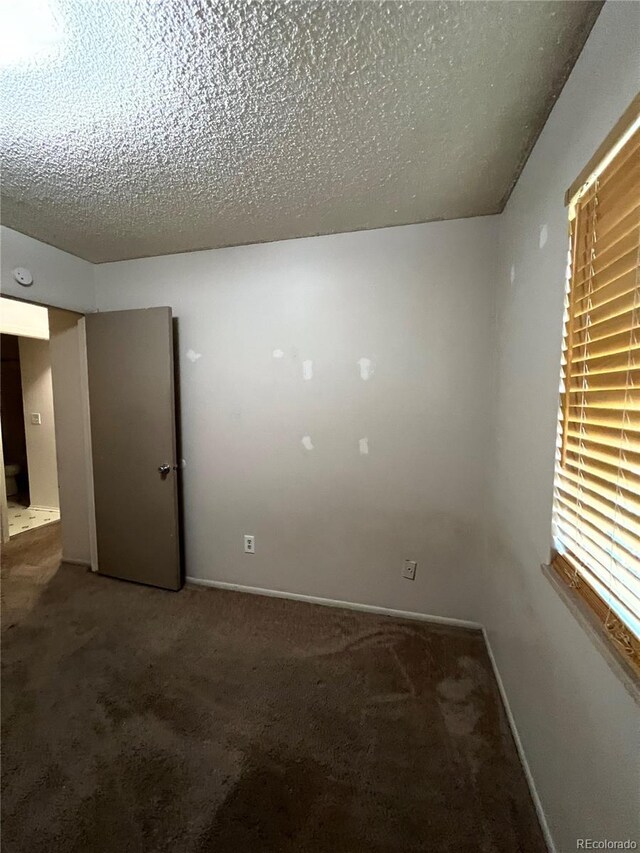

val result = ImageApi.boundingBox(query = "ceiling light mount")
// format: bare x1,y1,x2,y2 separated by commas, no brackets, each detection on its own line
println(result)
13,267,34,287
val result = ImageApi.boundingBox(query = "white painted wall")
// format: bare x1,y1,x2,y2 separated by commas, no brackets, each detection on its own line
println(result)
0,226,95,313
18,337,60,511
4,5,638,845
95,217,497,621
48,309,92,565
484,3,640,851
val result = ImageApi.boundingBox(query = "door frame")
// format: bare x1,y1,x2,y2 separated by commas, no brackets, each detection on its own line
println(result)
0,427,9,544
0,294,97,567
77,316,99,571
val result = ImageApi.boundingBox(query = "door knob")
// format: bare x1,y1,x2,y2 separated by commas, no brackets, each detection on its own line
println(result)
158,464,171,476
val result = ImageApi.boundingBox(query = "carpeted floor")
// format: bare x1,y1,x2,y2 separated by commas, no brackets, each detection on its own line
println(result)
1,523,545,852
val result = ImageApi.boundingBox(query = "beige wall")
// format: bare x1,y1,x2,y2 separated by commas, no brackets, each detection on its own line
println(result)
95,216,497,622
49,309,92,565
18,337,59,511
484,3,640,850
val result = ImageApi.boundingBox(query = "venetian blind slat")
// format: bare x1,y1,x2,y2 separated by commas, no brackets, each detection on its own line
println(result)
553,121,640,649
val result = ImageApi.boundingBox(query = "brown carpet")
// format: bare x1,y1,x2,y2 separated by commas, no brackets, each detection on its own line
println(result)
1,523,545,853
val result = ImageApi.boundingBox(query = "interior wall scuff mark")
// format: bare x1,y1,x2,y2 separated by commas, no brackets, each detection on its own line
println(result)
539,224,548,249
272,348,284,359
357,357,373,381
186,349,202,363
302,359,313,381
301,435,314,451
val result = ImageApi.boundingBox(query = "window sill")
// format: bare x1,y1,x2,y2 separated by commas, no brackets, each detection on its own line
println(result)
541,562,640,706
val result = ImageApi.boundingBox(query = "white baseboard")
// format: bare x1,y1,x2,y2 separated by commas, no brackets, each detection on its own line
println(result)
482,628,554,853
185,576,551,850
185,576,483,631
29,505,60,513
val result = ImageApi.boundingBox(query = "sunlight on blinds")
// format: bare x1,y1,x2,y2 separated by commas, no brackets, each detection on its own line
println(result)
552,122,640,667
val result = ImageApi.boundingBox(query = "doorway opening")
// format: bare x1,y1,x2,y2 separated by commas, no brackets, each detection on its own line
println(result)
0,297,92,564
0,302,61,539
0,298,180,587
1,334,30,510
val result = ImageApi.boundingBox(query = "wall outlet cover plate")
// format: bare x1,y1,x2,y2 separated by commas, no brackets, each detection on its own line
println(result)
402,560,417,580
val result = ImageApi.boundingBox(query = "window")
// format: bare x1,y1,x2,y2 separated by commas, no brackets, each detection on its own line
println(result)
551,98,640,673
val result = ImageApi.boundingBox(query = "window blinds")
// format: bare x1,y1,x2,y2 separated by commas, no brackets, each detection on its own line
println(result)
552,123,640,666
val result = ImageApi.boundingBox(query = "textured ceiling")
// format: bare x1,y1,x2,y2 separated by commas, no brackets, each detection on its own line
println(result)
0,0,602,264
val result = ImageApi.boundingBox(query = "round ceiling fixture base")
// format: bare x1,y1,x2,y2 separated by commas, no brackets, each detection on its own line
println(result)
13,267,33,287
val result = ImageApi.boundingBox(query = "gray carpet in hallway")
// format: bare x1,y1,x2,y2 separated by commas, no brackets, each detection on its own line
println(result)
1,523,545,852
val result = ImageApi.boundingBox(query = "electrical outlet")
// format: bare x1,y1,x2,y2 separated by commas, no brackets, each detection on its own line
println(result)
402,559,417,581
244,534,255,554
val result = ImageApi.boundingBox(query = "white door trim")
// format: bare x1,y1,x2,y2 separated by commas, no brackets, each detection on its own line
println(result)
78,317,98,572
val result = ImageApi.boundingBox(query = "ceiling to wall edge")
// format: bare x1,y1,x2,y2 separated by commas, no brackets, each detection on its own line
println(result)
5,211,503,268
495,2,604,214
1,1,605,265
0,65,590,269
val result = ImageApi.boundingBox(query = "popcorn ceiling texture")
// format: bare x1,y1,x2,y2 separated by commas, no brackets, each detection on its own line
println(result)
0,0,601,263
